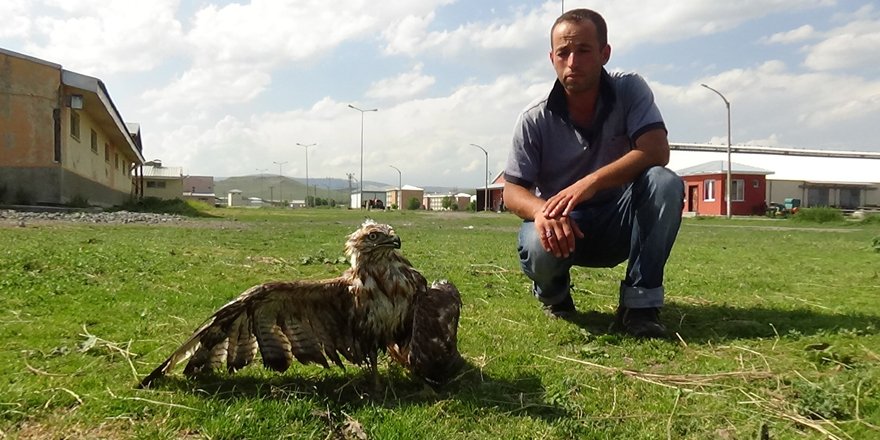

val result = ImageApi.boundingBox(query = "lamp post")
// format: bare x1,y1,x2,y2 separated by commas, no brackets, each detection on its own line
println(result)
469,143,489,212
273,160,287,206
348,104,378,209
701,83,732,219
389,165,401,210
296,142,317,206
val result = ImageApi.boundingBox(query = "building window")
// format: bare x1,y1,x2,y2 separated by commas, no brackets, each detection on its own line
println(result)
104,143,111,162
90,130,98,154
114,153,119,170
732,179,745,201
703,179,715,201
70,111,81,140
752,179,760,188
147,181,166,189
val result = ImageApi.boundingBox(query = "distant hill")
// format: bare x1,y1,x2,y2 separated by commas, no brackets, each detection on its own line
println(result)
214,175,351,203
213,175,475,201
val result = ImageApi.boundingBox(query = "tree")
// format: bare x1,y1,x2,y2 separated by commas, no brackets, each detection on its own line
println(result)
441,196,454,210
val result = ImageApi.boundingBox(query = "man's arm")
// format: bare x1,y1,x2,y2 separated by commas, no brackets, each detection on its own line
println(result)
542,128,670,218
502,182,543,221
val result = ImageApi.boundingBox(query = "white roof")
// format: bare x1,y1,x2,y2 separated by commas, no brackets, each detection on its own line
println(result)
676,160,773,176
142,165,183,178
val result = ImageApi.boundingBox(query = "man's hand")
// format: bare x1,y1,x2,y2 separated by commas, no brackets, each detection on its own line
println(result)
542,176,597,219
535,211,584,258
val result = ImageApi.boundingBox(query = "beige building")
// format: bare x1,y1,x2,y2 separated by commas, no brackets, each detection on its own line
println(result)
766,179,879,209
0,48,145,207
182,175,217,205
423,192,471,211
142,160,184,200
388,185,424,209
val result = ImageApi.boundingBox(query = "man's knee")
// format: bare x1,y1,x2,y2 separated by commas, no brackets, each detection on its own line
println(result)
640,166,684,208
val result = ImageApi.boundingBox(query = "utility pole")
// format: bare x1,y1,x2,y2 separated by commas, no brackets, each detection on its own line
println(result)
273,160,287,206
256,168,268,201
296,142,317,206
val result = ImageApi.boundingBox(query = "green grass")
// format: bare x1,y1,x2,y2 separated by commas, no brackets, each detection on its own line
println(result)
1,209,879,439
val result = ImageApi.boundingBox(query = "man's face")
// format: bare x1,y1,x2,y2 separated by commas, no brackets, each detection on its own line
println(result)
550,20,610,94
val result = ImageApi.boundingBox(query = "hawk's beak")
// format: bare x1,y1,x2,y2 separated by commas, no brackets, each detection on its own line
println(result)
384,235,401,249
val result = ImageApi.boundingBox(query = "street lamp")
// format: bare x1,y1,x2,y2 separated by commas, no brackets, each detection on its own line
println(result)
273,160,287,205
348,104,378,209
389,165,401,210
296,142,317,206
470,143,489,212
701,83,732,219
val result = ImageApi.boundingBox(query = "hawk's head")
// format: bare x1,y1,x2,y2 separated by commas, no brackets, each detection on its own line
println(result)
344,220,401,260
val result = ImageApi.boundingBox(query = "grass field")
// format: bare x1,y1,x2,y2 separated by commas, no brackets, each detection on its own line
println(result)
1,207,878,439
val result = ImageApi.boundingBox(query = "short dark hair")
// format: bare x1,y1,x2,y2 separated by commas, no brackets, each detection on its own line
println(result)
551,8,608,48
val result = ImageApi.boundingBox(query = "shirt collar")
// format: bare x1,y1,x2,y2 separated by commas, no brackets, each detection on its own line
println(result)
547,68,616,128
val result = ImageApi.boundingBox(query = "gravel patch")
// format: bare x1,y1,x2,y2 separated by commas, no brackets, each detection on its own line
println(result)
1,209,186,226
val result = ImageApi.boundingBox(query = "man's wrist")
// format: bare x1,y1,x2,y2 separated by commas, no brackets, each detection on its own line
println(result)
531,207,544,221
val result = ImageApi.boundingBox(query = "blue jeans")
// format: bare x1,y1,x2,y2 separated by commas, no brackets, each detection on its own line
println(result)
517,166,684,309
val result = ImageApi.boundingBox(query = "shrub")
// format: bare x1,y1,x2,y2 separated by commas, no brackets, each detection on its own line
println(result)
114,197,211,217
406,197,421,210
791,207,843,223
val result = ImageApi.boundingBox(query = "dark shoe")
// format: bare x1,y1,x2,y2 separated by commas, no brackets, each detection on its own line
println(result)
616,307,667,338
543,295,576,320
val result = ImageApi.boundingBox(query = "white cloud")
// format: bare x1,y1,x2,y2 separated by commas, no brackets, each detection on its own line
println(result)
761,24,816,44
0,1,31,39
655,60,880,153
150,74,535,187
559,0,836,51
17,0,183,74
185,1,375,66
366,64,436,101
382,3,557,57
382,12,442,56
380,0,838,60
140,65,271,116
803,18,880,71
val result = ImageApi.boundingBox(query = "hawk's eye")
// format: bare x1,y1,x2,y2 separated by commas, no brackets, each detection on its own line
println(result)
367,232,378,241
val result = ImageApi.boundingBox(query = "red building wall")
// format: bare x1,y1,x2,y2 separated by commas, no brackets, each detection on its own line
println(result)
682,173,767,216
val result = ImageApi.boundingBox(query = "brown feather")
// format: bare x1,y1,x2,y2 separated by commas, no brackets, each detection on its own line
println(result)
391,280,464,384
138,221,462,389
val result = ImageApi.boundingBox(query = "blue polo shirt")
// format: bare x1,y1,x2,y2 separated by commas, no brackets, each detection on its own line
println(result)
504,69,666,205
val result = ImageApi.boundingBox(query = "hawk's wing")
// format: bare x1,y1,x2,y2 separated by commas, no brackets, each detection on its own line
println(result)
394,280,464,384
139,278,359,388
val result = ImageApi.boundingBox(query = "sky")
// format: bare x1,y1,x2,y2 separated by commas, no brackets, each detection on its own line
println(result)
2,0,879,188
